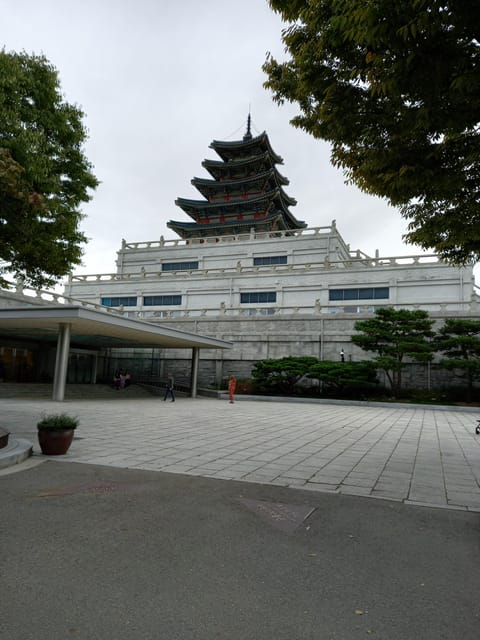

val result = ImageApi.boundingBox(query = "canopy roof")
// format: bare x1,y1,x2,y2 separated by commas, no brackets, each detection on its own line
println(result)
0,306,232,350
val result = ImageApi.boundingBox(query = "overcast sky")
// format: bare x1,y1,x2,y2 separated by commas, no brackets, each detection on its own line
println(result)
4,0,428,278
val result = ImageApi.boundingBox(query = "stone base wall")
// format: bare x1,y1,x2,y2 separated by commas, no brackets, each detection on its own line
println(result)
106,311,479,392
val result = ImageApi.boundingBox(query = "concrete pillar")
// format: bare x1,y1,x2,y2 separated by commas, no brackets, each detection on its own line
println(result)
91,353,98,384
190,347,199,398
52,323,71,401
215,359,223,388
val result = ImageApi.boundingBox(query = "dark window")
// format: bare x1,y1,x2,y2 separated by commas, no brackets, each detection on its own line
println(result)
329,287,389,301
101,296,137,307
240,291,276,304
374,287,389,299
162,261,199,271
253,256,287,266
343,289,358,300
143,295,182,306
358,288,374,300
329,289,343,301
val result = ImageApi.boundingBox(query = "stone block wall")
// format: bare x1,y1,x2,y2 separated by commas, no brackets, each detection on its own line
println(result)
106,311,479,391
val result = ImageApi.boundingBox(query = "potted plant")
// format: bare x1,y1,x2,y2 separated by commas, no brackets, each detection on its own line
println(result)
37,413,79,455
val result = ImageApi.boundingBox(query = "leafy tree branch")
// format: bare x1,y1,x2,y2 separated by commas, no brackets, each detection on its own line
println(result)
263,1,480,264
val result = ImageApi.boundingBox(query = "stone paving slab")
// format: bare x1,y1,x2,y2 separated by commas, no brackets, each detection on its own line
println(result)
2,396,480,511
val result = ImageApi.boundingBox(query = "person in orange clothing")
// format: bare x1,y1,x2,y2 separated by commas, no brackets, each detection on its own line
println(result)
228,375,236,404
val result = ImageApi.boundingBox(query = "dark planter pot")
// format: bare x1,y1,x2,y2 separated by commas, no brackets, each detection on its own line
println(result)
38,429,75,455
0,427,10,449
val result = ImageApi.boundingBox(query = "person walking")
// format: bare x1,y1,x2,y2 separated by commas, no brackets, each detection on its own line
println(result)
164,372,175,402
228,374,236,404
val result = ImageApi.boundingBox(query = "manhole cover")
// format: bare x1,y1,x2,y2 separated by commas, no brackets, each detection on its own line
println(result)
238,498,316,533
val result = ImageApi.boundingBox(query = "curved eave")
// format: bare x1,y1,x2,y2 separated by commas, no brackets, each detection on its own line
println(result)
175,189,296,216
202,153,289,183
167,211,292,238
209,131,283,164
192,169,290,198
172,202,305,232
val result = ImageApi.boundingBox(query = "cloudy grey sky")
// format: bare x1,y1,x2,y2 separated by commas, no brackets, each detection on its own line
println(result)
3,0,424,277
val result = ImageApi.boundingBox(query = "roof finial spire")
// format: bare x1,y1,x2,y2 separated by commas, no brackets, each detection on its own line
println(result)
243,111,252,141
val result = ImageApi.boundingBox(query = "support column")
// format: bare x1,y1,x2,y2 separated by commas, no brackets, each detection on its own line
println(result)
91,353,98,384
52,323,71,402
215,359,223,388
190,347,200,398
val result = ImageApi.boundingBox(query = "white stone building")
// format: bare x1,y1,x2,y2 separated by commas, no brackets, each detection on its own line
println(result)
65,124,479,389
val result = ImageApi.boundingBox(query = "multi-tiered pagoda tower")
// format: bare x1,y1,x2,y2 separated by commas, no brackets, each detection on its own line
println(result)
168,116,306,239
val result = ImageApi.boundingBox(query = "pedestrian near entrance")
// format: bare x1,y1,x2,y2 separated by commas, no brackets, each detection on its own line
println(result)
164,373,175,402
228,375,236,404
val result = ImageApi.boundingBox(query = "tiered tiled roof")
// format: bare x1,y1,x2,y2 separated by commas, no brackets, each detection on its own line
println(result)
168,117,305,239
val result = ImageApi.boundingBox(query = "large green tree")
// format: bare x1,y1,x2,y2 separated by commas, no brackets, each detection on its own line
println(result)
263,1,480,264
0,50,98,288
435,319,480,401
352,308,434,396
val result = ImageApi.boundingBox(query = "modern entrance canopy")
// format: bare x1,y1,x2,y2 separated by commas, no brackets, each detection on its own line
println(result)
0,305,232,400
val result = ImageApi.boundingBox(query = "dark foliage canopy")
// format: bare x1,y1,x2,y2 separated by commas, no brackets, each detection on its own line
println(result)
263,1,480,264
307,360,378,391
352,307,434,395
251,356,318,394
0,50,98,288
435,319,480,398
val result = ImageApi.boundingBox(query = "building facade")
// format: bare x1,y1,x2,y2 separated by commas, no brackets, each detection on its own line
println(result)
65,124,479,388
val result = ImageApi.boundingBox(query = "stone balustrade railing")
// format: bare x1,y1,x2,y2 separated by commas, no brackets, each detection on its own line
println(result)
4,281,478,321
69,253,441,283
2,282,126,317
120,225,337,251
123,299,479,320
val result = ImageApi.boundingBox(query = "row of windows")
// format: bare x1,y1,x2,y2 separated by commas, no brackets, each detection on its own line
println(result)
101,296,181,307
102,288,390,308
329,287,389,301
239,290,389,304
101,293,278,307
159,256,286,271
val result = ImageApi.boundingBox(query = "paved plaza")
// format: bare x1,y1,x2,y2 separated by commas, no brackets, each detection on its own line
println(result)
3,394,480,639
2,395,480,512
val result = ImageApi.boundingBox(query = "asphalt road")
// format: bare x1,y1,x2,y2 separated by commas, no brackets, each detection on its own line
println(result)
2,460,479,640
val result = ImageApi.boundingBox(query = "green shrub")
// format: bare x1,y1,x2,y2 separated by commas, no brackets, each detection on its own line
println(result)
37,413,79,431
251,356,319,395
